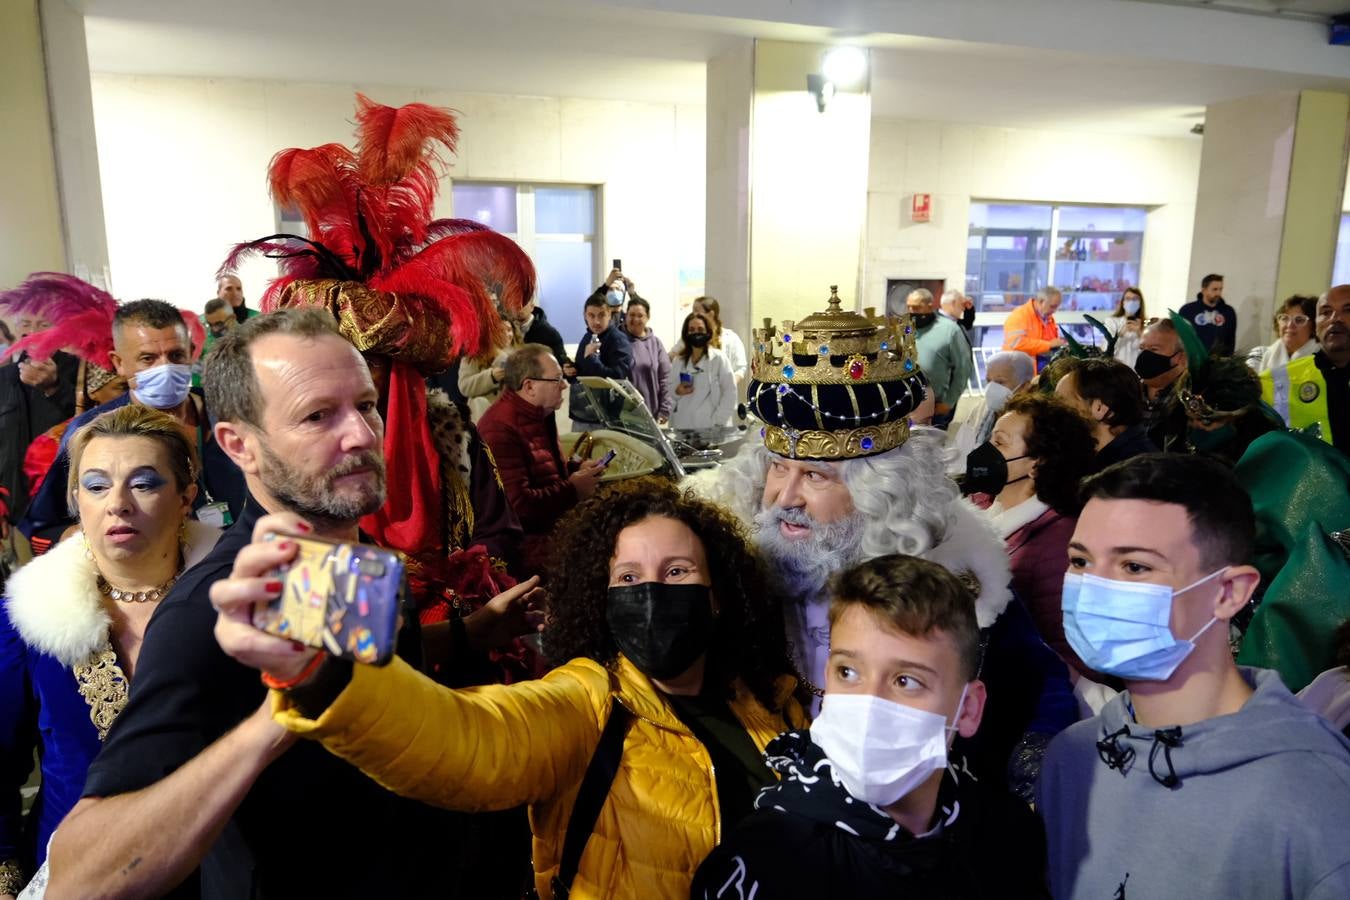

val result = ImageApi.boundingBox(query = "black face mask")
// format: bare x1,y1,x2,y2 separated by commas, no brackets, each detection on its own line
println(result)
911,312,937,329
687,332,711,348
960,306,976,329
961,441,1029,496
605,582,714,680
1134,349,1178,381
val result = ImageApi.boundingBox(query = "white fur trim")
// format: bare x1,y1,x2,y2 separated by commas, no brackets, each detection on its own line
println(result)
979,496,1051,541
5,520,221,666
925,499,1014,629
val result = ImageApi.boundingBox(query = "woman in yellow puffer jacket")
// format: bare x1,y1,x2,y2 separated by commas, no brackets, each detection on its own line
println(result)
221,479,806,899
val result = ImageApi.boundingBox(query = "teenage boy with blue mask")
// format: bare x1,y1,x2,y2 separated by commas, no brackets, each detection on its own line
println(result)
692,554,1048,899
1039,453,1350,900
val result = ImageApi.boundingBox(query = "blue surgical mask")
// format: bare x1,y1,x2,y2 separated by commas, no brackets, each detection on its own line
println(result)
1062,568,1225,681
131,363,193,410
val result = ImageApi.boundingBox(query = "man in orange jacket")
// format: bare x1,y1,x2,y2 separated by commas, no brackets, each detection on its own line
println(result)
1002,288,1067,370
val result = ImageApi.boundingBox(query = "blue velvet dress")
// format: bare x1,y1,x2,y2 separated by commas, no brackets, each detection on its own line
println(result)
0,603,103,871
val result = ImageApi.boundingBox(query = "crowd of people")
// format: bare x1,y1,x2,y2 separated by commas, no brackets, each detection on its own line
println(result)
0,95,1348,900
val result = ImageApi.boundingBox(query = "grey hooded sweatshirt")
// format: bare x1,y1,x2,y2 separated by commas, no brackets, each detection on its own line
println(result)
1037,667,1350,900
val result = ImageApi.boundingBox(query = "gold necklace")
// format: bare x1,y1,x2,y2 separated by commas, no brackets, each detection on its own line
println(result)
96,572,179,603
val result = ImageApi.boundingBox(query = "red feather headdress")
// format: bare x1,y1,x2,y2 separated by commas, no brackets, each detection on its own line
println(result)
220,93,535,367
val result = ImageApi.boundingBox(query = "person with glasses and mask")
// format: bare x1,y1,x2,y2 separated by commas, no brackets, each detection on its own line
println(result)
478,344,604,571
1253,295,1319,375
692,554,1048,899
1038,453,1350,900
211,478,804,900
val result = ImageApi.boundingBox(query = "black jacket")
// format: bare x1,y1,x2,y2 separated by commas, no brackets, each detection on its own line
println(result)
691,732,1048,899
0,352,77,522
523,306,570,367
1096,422,1157,468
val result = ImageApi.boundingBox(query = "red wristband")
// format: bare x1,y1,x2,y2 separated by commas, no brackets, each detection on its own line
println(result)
261,649,328,691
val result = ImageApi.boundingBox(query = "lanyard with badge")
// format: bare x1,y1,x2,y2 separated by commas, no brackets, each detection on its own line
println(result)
192,414,233,528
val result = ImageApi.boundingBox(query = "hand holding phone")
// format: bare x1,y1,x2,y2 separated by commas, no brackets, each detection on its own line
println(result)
253,534,404,666
597,449,618,469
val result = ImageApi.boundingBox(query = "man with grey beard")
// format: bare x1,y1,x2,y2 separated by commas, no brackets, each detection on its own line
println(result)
691,291,1077,798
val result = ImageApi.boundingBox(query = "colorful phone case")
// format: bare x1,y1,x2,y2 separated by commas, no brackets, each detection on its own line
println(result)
252,535,403,666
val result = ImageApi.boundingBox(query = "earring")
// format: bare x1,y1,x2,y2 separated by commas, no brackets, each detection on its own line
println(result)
82,532,94,561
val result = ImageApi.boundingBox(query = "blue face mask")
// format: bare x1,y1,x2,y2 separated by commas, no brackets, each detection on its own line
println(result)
131,363,193,410
1062,568,1225,681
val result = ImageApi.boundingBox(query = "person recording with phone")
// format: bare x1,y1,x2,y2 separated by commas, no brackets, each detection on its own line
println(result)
566,268,634,385
211,478,805,899
46,309,516,899
668,312,737,432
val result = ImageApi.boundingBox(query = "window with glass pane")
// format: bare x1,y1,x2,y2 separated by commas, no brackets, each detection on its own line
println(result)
452,183,518,232
533,241,595,345
535,187,595,235
966,201,1148,354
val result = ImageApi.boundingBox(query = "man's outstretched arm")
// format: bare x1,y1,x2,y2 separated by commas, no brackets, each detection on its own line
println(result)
46,702,293,900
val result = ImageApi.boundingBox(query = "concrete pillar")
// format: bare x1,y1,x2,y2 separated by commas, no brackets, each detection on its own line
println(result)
705,39,872,341
1188,90,1350,353
0,0,109,290
1,0,66,287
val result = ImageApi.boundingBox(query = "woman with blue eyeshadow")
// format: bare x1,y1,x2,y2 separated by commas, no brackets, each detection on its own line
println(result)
0,405,220,894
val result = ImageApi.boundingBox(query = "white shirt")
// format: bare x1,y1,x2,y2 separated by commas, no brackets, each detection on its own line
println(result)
667,346,737,430
1105,315,1143,368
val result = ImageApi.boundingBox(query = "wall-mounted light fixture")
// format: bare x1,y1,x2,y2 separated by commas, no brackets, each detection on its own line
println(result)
807,46,868,113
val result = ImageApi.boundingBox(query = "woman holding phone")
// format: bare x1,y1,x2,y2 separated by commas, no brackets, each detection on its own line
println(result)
667,313,737,433
0,405,217,895
212,478,804,900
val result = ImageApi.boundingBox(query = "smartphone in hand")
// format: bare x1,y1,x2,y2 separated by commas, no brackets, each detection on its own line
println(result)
254,535,404,666
597,449,618,469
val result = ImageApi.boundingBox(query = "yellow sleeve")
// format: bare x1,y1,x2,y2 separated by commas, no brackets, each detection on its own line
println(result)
272,656,608,811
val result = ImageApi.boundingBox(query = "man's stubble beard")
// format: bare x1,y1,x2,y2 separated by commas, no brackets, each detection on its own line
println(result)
258,441,387,531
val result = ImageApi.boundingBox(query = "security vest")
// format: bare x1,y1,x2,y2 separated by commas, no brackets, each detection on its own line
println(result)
1261,354,1333,445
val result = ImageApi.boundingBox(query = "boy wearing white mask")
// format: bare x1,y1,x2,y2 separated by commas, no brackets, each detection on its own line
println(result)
1040,453,1350,900
20,299,246,548
691,554,1048,899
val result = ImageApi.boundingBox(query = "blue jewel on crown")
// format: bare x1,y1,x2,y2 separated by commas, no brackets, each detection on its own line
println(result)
904,326,912,335
860,436,875,451
760,427,766,438
783,334,792,343
880,341,890,351
783,364,796,379
818,344,829,356
904,359,914,371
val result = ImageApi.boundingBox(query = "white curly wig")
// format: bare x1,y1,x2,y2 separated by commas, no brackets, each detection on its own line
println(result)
687,427,1012,627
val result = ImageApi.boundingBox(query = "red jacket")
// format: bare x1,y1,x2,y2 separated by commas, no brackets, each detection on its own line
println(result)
477,389,577,543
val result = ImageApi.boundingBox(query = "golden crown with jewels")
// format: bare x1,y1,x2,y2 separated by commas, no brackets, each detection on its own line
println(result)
749,286,921,385
745,286,929,460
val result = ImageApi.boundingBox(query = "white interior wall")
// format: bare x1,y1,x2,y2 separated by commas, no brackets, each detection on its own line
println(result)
864,118,1203,317
90,73,1209,345
89,74,705,347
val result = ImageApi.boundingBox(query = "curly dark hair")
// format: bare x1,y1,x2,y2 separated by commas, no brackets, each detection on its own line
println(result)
542,476,791,712
1001,393,1100,515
